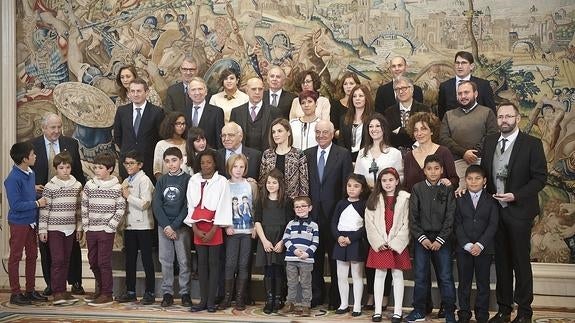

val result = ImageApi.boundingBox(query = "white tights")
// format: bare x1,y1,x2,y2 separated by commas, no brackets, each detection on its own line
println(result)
374,268,404,316
336,260,364,313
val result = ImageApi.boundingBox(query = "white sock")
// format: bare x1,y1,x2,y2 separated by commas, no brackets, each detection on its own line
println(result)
392,269,405,316
374,268,387,315
351,261,364,313
336,260,350,309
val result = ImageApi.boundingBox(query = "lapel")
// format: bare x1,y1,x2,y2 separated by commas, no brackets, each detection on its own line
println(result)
310,147,321,183
198,104,210,126
506,131,523,175
464,191,476,213
322,145,337,182
483,134,497,172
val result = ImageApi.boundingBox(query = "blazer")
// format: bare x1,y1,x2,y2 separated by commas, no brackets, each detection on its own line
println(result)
216,146,262,180
374,81,424,114
263,89,297,119
165,82,212,113
304,143,353,223
454,191,499,254
480,131,547,219
113,102,165,180
259,147,309,199
384,100,431,150
365,191,411,254
229,102,281,151
30,135,86,186
437,75,496,119
338,114,367,153
184,101,224,149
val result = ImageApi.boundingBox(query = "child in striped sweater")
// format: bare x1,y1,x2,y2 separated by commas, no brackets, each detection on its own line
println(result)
81,152,125,307
280,196,319,317
39,151,82,305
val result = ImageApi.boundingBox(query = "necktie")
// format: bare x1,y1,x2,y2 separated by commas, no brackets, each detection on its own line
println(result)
318,150,325,183
472,194,479,209
271,93,278,107
134,108,142,135
250,106,257,122
400,109,410,128
48,142,56,179
184,84,188,94
192,106,199,127
500,138,507,154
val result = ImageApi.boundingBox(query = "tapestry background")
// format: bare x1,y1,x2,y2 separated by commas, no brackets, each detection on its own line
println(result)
13,0,575,263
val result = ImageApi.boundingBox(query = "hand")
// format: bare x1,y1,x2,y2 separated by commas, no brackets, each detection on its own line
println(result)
337,236,347,247
493,192,515,203
455,187,467,198
122,186,130,199
246,177,257,183
463,150,479,164
378,244,388,251
262,239,274,252
439,178,452,186
164,226,177,240
203,228,217,242
76,231,83,241
225,227,235,236
39,233,47,242
421,238,433,250
470,244,482,256
293,248,303,257
430,241,442,251
35,185,45,194
273,241,284,253
37,197,47,207
299,251,309,260
251,230,257,239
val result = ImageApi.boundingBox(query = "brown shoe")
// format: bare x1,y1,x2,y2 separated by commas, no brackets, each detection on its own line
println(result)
279,301,295,314
300,306,311,317
64,292,79,304
53,293,68,305
88,294,113,307
293,305,304,315
84,292,100,302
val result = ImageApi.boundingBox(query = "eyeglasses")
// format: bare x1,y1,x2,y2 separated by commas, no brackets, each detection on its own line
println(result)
174,122,186,126
302,79,313,84
294,205,309,209
123,162,139,166
394,86,412,92
497,114,517,120
180,67,197,72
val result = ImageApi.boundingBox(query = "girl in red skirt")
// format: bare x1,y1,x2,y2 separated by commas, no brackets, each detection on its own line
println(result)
365,167,411,323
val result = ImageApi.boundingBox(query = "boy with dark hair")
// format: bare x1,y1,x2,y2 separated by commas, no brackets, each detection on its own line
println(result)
4,142,48,305
39,151,82,305
454,165,498,323
407,154,457,323
153,146,192,307
81,152,126,306
115,151,156,305
280,196,319,317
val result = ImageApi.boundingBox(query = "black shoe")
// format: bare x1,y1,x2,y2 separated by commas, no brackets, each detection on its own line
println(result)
181,293,192,307
115,292,137,303
190,303,207,312
352,311,362,317
140,292,155,305
511,316,532,323
71,283,85,295
425,303,434,315
391,314,402,323
161,293,174,307
489,312,511,323
207,306,217,313
310,299,323,308
25,291,48,302
437,304,446,319
335,307,350,314
372,313,382,322
10,293,32,306
43,286,52,296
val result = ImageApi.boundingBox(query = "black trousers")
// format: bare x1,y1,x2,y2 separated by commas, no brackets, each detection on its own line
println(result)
40,238,82,287
197,244,222,307
311,214,340,307
124,230,155,293
456,250,492,321
495,208,534,317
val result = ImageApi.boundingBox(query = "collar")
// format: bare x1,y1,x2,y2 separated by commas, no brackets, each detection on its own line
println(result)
499,128,519,145
168,169,184,176
318,142,333,156
456,75,471,83
249,101,263,109
469,189,483,199
191,100,206,109
229,144,243,155
460,102,478,113
44,136,59,146
425,179,442,187
132,101,147,110
224,90,237,100
16,164,34,175
270,89,282,97
399,100,413,111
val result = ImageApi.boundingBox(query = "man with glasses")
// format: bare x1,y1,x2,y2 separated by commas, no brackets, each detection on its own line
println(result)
439,81,498,189
165,56,202,112
215,122,262,180
184,77,224,149
383,76,431,154
437,51,495,119
375,56,424,114
481,103,546,323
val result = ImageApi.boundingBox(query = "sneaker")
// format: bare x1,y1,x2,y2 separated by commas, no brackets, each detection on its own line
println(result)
405,310,426,322
25,291,48,302
88,294,114,307
300,306,311,317
84,292,100,302
140,292,155,305
161,293,174,307
10,293,32,306
181,293,192,307
71,283,85,295
53,293,68,305
115,292,137,303
279,301,295,315
63,292,79,304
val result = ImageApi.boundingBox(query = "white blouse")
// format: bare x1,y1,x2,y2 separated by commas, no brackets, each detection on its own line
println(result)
354,146,404,187
289,96,331,121
289,118,319,151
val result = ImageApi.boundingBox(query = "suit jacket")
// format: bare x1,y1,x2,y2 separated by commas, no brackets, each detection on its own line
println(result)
384,101,431,149
437,76,496,119
454,191,499,254
480,131,547,219
113,102,165,180
374,81,424,114
184,101,224,149
338,114,366,153
165,82,212,113
304,144,353,224
215,146,262,180
229,102,281,151
264,89,297,119
30,135,86,186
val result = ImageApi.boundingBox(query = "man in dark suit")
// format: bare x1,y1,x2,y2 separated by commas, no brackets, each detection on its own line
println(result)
165,56,198,113
481,103,547,323
216,122,262,180
304,120,353,309
437,51,496,119
113,78,165,182
375,56,424,114
230,77,281,152
30,113,86,296
384,76,431,153
263,66,297,119
185,77,224,150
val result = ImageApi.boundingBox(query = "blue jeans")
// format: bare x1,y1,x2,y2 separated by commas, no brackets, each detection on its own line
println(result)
412,239,456,313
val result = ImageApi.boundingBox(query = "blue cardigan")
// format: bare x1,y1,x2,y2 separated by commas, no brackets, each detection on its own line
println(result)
4,165,39,225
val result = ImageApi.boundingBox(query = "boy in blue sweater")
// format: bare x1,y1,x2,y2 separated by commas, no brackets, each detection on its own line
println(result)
280,196,319,317
4,142,48,305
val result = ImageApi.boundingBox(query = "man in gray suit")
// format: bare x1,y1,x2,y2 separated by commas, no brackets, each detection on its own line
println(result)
165,56,198,113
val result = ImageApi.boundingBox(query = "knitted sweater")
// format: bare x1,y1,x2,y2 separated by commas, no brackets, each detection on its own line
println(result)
39,175,82,234
4,165,39,225
123,170,155,230
282,216,319,264
81,176,125,233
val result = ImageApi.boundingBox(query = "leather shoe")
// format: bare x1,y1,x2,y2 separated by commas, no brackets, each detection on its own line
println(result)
207,306,217,313
489,312,511,323
190,303,207,312
335,307,350,314
10,293,32,306
43,286,52,296
352,311,362,317
71,283,85,295
26,291,48,302
511,316,532,323
437,304,446,319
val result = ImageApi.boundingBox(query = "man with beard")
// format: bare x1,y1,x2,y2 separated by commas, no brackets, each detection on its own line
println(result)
439,81,498,189
481,103,546,323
